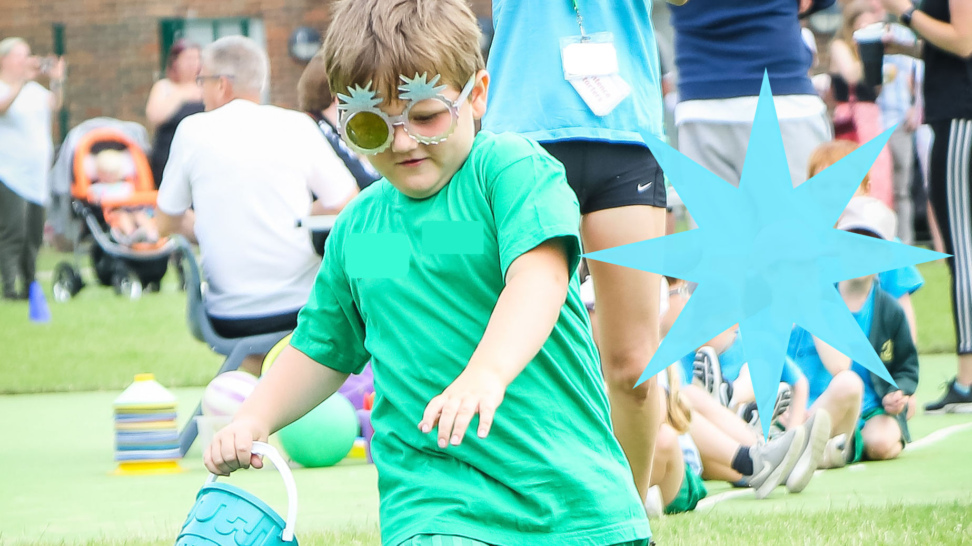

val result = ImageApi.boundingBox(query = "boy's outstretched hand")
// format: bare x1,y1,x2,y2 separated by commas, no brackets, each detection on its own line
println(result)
204,417,270,476
419,367,507,449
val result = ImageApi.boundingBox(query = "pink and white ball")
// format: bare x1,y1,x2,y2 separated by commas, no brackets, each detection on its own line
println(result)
202,371,259,417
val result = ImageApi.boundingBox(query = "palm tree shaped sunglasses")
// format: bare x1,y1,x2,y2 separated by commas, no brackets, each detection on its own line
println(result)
337,72,476,156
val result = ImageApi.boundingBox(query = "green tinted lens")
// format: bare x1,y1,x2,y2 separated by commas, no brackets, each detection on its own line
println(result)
345,111,389,151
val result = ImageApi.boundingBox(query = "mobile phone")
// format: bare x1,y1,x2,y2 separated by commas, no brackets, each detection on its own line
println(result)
39,56,55,75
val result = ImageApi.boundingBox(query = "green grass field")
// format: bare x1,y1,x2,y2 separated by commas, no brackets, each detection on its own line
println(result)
1,251,970,545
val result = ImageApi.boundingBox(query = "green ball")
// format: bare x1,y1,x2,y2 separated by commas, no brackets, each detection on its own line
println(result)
277,393,359,467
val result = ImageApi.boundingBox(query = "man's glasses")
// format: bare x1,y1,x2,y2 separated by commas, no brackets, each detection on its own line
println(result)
195,74,234,86
338,75,476,156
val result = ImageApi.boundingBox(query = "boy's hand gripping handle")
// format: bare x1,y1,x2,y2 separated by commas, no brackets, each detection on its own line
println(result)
205,441,298,542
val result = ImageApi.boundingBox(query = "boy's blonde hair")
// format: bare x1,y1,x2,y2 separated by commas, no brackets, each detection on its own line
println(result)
807,139,871,195
321,0,484,103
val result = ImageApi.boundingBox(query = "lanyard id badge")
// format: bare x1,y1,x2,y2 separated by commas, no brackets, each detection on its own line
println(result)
560,1,629,116
561,33,619,79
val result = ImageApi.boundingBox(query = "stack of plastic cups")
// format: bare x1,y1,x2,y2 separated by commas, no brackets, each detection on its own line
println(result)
113,373,182,474
359,392,375,463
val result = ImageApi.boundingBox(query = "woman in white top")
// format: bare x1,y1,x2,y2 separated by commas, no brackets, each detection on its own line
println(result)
0,37,64,300
146,40,203,187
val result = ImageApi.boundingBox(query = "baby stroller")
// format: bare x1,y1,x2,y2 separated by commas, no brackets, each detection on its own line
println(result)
51,126,178,301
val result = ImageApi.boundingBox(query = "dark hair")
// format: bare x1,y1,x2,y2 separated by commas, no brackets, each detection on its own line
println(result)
297,51,334,115
166,39,200,82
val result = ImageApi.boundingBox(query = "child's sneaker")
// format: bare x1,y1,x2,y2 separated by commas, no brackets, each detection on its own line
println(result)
924,379,972,414
819,433,850,469
748,426,806,500
693,346,729,406
785,409,832,494
739,383,792,437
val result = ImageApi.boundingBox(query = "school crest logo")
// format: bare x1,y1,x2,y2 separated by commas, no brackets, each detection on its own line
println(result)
880,339,894,363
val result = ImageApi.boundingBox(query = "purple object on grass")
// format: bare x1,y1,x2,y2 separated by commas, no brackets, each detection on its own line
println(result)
339,362,374,410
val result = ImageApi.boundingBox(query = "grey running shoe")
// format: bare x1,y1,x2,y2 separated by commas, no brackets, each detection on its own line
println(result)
785,409,832,493
739,383,792,436
819,433,850,470
748,426,806,500
693,346,729,406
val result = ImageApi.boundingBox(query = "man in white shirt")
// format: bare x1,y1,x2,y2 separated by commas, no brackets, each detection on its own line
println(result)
157,36,357,375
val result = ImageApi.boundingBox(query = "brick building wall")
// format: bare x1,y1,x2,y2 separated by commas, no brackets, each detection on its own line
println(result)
1,0,492,139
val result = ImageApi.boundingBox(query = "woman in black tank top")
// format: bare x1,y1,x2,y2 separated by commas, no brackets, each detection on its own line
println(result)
881,0,972,412
145,40,204,188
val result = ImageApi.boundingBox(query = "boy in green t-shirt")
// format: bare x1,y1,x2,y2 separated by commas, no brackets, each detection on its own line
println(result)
204,1,652,545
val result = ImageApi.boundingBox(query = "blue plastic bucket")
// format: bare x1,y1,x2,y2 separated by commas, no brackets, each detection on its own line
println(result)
177,442,298,545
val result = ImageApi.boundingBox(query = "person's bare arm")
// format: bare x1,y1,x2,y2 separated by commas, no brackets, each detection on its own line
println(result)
205,345,350,475
883,0,972,58
145,79,184,130
830,39,863,85
788,377,809,427
419,238,571,448
0,80,25,115
156,209,197,244
47,57,65,110
49,79,63,110
813,335,852,375
667,0,689,5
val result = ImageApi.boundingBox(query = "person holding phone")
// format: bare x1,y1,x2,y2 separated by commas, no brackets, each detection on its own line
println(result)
879,0,972,413
0,37,64,301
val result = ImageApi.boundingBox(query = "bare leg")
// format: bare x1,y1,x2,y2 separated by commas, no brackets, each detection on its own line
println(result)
582,205,665,502
587,308,600,349
115,211,137,236
135,210,159,241
651,423,686,505
690,413,744,483
684,384,758,446
860,414,903,460
786,378,809,428
927,201,946,255
959,354,972,386
808,370,863,439
729,364,755,411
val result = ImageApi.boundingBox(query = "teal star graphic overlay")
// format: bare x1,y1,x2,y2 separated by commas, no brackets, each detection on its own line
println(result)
584,73,947,437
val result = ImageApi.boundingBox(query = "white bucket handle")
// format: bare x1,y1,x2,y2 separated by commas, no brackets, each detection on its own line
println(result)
205,441,298,542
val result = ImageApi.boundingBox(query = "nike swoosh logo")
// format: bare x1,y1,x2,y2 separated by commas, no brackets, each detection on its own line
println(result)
637,182,652,193
750,460,772,484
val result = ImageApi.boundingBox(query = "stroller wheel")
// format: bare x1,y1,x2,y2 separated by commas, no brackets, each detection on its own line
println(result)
52,262,82,302
112,265,143,300
172,254,187,292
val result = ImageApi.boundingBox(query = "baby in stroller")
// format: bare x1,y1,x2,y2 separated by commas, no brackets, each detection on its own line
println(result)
89,149,160,246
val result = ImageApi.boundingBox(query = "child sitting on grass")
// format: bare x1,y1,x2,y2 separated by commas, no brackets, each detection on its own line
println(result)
789,196,919,467
807,140,924,343
584,275,825,504
90,149,159,245
664,276,809,433
204,1,652,545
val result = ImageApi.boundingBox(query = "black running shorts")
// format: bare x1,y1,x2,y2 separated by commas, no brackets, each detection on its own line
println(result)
541,140,667,214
